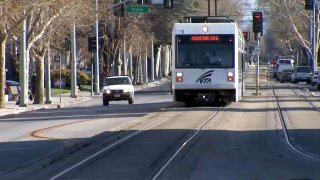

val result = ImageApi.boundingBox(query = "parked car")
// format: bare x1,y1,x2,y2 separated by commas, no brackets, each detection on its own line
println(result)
311,69,320,86
317,72,320,90
274,64,294,80
276,58,294,66
291,66,312,84
101,76,134,106
278,69,294,83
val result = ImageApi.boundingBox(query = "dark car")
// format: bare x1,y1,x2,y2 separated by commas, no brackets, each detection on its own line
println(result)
278,69,293,83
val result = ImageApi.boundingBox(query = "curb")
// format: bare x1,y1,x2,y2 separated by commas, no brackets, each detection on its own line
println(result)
0,97,92,118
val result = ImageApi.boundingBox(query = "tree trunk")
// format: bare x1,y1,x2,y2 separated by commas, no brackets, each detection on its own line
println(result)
34,55,45,104
0,34,7,109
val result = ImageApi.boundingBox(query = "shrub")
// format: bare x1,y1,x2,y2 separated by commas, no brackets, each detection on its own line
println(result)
51,69,91,88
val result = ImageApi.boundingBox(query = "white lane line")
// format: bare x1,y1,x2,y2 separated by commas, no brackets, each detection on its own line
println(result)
0,112,146,121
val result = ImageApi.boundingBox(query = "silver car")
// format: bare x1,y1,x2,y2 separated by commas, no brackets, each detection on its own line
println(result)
291,66,312,84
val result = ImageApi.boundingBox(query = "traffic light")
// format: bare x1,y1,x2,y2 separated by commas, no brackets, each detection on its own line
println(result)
252,12,263,35
305,0,313,10
164,0,173,9
113,4,125,17
88,37,96,52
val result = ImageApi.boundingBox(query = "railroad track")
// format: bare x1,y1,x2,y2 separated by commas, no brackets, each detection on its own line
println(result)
47,108,225,180
272,86,320,161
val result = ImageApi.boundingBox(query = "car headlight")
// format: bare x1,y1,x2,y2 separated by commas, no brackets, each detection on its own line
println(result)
103,88,111,94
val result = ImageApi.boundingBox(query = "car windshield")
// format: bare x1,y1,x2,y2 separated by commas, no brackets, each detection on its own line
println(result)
105,77,131,85
297,67,311,73
282,69,293,73
278,59,292,64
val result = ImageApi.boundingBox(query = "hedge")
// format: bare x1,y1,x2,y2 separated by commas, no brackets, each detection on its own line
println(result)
51,69,91,88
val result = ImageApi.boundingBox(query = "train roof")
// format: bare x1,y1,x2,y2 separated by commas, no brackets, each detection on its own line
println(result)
182,16,234,23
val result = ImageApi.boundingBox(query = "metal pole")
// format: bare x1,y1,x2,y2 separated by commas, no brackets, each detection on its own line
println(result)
91,53,94,95
19,17,27,107
215,0,218,16
95,0,100,95
208,0,210,16
59,53,62,103
123,38,127,75
255,33,260,96
71,22,77,98
151,35,155,82
45,45,52,104
144,44,148,83
129,46,133,81
315,5,319,71
310,5,316,72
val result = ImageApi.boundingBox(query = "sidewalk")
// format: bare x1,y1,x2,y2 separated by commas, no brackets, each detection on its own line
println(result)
0,77,171,118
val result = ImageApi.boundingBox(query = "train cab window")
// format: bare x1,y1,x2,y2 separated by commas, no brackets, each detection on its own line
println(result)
176,35,235,68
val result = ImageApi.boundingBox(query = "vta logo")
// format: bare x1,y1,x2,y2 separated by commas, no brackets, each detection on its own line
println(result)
196,70,214,84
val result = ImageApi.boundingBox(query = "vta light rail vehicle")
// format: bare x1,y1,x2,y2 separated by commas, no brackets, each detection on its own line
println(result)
172,16,246,106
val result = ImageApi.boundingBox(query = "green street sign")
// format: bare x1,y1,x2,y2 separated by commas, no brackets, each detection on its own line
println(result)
125,6,150,13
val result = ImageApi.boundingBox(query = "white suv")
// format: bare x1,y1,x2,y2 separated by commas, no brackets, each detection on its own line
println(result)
102,76,134,106
292,66,312,84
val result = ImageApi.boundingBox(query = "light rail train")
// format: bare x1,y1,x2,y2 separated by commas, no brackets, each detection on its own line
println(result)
172,16,246,106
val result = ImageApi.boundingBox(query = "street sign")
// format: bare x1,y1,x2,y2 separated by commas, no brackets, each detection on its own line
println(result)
254,46,260,54
125,6,150,13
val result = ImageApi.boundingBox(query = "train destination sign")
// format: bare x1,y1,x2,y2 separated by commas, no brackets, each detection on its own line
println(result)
191,35,220,41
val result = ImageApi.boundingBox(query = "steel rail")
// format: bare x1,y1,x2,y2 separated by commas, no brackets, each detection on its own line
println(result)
272,86,320,161
49,111,180,180
290,86,320,112
150,109,224,180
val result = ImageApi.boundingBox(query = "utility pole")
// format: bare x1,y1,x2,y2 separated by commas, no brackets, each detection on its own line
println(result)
95,0,100,95
312,5,316,72
123,37,127,75
208,0,210,16
313,5,319,72
45,45,52,104
255,33,260,96
151,35,155,82
71,22,77,98
215,0,218,16
208,0,219,16
19,17,27,107
144,43,148,83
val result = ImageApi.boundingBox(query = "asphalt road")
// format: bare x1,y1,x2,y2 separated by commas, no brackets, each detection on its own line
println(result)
2,67,320,180
0,86,173,176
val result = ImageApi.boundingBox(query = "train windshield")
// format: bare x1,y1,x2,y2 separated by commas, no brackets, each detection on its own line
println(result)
176,35,234,68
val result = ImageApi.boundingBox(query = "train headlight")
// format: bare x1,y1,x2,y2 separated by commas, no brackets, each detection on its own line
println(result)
227,72,234,81
202,26,209,33
176,72,183,82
